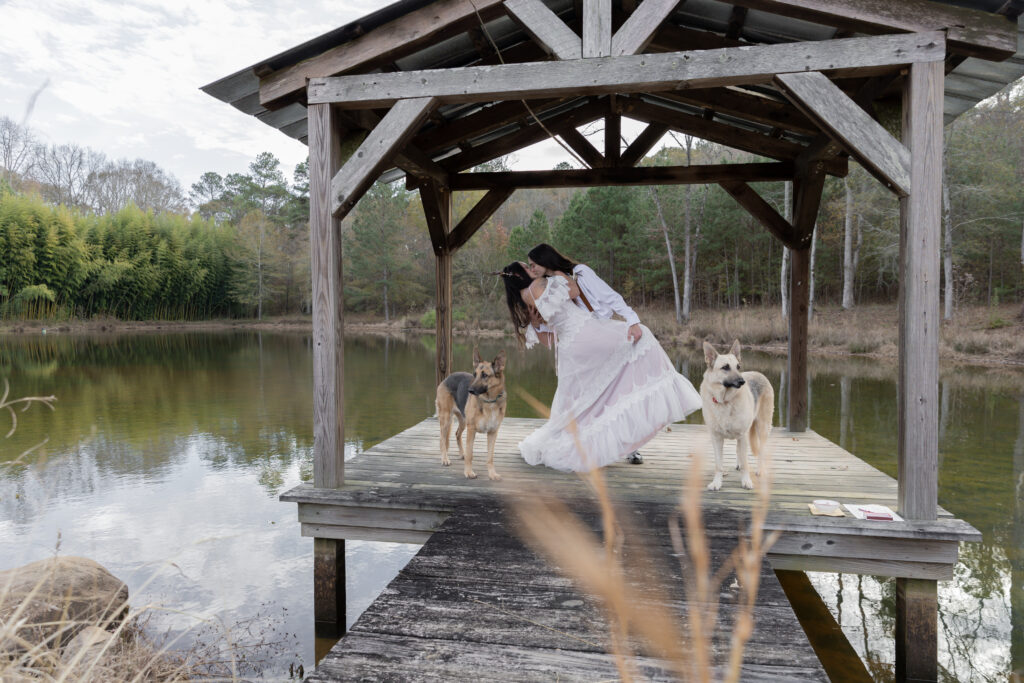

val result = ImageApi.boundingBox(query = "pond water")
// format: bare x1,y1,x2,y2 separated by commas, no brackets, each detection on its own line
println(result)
0,331,1021,680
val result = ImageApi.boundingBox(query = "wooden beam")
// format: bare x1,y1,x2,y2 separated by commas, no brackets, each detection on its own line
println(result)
415,99,565,152
559,126,607,168
428,184,454,385
896,578,938,680
259,0,507,108
583,0,612,57
611,0,682,56
648,23,746,52
788,246,810,432
339,109,449,186
777,71,910,195
308,32,946,108
309,103,348,636
621,98,847,175
898,59,943,522
309,103,347,491
504,0,582,60
659,88,820,137
440,100,607,172
330,97,436,217
719,180,805,249
792,165,827,236
727,0,1017,61
446,187,516,252
450,162,794,190
605,113,621,166
620,122,669,166
420,181,449,255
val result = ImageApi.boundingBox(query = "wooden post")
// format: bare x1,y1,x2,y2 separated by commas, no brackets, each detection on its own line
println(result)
895,58,943,683
788,246,809,432
308,102,347,634
435,187,453,384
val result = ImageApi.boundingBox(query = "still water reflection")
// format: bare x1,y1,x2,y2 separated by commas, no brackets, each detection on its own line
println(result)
0,331,1021,680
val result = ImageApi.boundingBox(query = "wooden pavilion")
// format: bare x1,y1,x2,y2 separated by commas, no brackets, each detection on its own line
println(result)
203,1,1023,679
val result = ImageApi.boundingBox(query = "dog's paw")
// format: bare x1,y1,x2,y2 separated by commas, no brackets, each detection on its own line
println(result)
706,475,723,491
740,474,754,490
441,456,450,466
488,470,502,481
464,469,478,479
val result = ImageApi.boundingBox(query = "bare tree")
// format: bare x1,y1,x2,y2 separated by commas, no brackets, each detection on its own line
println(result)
31,142,103,209
0,116,35,187
842,177,857,309
650,186,681,323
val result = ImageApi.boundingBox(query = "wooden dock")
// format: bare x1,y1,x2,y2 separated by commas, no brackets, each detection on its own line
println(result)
282,417,981,678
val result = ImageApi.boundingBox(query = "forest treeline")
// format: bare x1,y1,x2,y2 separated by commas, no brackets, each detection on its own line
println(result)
0,85,1021,323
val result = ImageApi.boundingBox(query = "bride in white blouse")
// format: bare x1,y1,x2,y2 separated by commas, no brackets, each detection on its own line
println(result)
499,261,701,473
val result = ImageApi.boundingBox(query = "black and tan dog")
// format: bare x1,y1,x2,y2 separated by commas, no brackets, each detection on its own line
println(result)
436,349,506,481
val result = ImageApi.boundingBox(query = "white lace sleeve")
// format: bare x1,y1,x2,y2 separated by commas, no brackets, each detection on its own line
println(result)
524,324,540,349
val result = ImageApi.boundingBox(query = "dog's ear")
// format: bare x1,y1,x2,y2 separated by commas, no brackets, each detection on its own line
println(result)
729,339,741,360
493,350,506,375
473,347,482,366
703,341,718,367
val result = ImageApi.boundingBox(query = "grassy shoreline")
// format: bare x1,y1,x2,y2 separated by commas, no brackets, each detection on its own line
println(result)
1,303,1022,367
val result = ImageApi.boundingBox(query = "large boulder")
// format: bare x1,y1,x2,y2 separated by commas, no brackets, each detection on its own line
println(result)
0,556,129,655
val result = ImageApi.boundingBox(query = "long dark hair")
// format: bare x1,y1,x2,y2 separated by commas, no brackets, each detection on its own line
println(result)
527,243,576,275
500,262,535,346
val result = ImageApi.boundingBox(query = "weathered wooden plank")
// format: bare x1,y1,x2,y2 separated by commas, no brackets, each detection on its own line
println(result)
769,531,958,563
767,554,953,580
611,0,682,56
558,125,606,168
440,100,607,173
765,515,981,541
620,122,669,166
719,180,802,249
259,0,507,108
504,0,582,60
776,71,910,195
298,502,449,531
308,103,347,490
449,162,793,190
895,578,938,680
308,32,947,108
419,180,449,255
434,186,454,385
302,522,432,545
621,98,847,176
727,0,1016,61
582,0,612,58
313,537,345,634
898,59,943,522
329,97,436,217
446,187,516,252
658,89,820,137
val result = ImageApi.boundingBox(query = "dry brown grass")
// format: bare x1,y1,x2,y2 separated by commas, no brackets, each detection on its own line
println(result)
510,392,778,680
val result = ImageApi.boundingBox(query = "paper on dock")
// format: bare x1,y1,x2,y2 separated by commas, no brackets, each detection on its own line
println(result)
808,502,845,516
843,504,903,521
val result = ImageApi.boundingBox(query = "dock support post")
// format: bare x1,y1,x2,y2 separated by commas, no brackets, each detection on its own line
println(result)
895,59,943,682
787,246,809,432
309,102,348,634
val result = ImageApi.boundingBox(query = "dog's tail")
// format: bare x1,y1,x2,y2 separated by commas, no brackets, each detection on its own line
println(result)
744,372,775,456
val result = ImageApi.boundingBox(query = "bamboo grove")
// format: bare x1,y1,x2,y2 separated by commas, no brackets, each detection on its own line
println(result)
0,84,1021,323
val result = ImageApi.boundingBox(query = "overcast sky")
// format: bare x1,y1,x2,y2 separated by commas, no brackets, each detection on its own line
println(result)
0,0,653,196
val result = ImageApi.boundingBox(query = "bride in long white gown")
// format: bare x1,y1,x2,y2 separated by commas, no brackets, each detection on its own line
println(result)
500,262,701,472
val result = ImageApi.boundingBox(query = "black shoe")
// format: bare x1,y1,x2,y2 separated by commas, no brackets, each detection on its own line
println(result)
626,451,644,465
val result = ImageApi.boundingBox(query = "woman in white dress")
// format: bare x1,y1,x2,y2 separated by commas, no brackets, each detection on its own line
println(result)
500,262,701,472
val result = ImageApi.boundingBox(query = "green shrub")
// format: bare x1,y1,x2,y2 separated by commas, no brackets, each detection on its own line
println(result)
420,309,436,327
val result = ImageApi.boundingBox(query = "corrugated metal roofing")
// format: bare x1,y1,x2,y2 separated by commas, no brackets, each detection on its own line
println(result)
201,0,1024,156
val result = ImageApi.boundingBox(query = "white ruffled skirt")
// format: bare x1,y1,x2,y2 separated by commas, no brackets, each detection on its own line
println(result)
519,318,701,472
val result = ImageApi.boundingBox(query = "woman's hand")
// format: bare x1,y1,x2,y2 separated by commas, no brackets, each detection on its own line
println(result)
627,324,643,343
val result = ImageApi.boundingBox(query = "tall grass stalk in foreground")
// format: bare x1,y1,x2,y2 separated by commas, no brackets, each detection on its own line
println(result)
513,389,777,681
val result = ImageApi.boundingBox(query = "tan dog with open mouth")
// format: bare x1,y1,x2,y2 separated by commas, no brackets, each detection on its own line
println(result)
700,340,774,491
435,349,506,480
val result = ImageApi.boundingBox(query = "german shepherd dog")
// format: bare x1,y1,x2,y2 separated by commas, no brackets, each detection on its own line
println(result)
700,340,774,491
436,349,506,481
